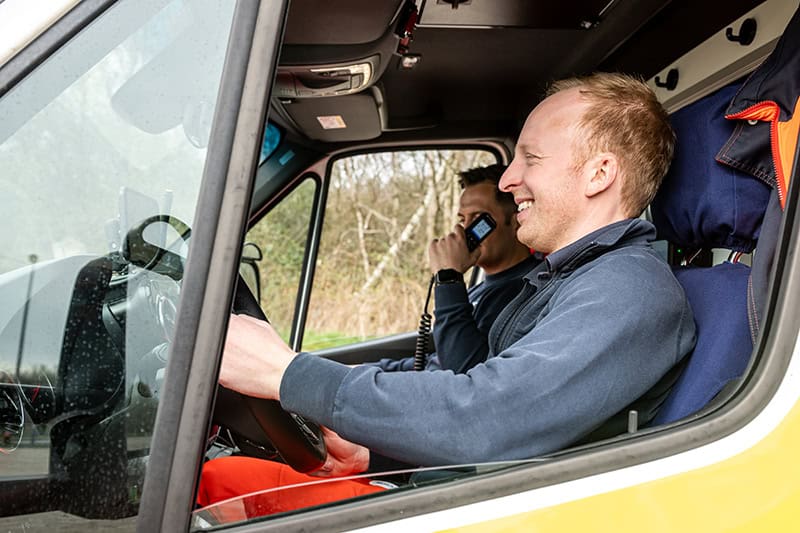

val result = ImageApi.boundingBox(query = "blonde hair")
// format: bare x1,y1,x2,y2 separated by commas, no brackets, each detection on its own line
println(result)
547,73,675,217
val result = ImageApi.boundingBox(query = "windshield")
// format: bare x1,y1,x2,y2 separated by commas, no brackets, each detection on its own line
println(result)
0,0,237,521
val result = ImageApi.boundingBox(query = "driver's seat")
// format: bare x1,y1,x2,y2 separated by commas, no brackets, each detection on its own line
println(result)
649,80,771,425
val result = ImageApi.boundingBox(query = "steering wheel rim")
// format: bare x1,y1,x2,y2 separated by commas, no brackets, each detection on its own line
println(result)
124,215,326,472
212,276,327,473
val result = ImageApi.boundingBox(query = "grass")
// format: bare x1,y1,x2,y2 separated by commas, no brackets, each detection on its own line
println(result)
301,330,374,351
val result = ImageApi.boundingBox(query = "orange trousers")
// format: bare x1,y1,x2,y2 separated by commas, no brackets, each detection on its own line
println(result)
197,456,387,521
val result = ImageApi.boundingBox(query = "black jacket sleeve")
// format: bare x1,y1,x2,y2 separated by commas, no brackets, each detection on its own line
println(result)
433,279,523,373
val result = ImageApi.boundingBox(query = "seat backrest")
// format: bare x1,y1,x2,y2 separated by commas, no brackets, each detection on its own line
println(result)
649,81,771,425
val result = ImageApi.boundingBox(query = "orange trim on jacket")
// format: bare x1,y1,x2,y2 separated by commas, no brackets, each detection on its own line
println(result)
726,97,800,210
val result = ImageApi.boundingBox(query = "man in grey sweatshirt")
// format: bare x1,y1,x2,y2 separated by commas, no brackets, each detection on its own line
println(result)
204,73,696,509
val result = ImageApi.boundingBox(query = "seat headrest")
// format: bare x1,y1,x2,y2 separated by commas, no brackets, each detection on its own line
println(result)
650,81,771,253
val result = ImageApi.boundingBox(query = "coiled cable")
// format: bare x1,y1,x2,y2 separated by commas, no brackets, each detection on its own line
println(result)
413,275,436,371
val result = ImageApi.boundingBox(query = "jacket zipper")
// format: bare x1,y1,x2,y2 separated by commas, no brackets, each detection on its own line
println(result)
726,100,786,208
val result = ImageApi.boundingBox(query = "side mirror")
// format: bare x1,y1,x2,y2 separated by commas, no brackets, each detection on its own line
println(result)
239,242,263,302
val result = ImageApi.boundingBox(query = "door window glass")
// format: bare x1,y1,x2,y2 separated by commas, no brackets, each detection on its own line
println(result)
0,0,237,522
243,178,317,342
304,149,497,350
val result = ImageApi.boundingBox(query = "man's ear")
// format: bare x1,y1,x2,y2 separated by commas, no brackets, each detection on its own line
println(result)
584,153,620,198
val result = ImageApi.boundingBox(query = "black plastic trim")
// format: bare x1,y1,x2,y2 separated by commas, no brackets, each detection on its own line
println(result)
250,145,324,219
289,173,327,350
136,1,288,531
244,170,325,352
551,0,673,80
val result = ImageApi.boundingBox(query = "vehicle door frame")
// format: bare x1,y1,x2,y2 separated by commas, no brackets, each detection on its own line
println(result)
133,1,290,531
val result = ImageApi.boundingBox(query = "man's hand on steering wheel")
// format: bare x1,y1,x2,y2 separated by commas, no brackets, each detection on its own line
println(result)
217,280,327,473
309,427,370,478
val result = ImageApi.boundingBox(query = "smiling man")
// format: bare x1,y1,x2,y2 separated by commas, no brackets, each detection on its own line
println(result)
200,72,696,513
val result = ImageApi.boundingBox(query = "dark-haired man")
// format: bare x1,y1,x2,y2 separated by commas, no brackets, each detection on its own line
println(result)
376,164,539,374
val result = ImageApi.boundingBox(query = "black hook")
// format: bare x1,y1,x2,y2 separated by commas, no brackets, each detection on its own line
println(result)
654,69,679,91
726,18,757,46
441,0,471,8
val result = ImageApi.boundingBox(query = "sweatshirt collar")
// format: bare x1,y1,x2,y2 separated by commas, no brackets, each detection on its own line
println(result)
526,218,656,281
484,253,541,284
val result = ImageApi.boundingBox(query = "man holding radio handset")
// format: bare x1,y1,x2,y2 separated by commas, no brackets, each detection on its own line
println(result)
374,165,540,374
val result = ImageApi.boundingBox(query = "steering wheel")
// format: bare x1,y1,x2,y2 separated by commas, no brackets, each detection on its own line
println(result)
124,216,327,472
212,278,327,473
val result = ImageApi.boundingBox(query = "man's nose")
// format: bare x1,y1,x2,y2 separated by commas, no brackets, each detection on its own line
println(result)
499,163,520,192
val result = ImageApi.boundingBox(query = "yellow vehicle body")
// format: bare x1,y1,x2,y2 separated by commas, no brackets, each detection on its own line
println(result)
463,397,800,532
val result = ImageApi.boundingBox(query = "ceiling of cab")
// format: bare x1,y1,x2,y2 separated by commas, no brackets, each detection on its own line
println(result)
416,0,611,29
274,0,767,146
283,0,404,45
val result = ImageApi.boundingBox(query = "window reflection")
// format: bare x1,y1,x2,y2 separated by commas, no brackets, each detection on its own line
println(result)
0,0,236,521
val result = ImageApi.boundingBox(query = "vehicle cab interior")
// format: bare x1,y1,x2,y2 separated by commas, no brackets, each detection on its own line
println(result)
2,0,800,531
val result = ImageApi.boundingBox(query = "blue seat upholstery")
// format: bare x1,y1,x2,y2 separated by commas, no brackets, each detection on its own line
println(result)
652,263,752,423
649,81,771,425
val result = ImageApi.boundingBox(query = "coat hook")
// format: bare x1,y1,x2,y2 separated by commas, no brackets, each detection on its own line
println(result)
654,68,679,91
726,18,757,46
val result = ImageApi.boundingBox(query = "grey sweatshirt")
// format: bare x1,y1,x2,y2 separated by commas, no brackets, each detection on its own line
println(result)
280,219,696,466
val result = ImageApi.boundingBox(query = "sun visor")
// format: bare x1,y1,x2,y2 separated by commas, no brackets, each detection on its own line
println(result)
283,93,382,142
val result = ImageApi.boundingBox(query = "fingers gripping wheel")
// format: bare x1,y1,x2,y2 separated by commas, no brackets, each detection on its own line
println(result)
212,278,326,473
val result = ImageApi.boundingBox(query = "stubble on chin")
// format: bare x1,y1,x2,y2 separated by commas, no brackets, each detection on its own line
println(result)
516,222,538,251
